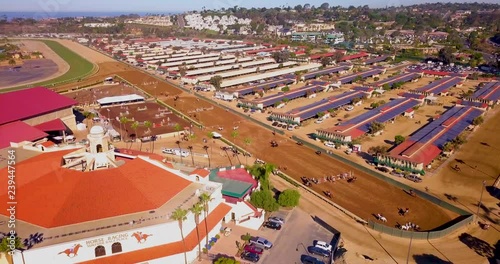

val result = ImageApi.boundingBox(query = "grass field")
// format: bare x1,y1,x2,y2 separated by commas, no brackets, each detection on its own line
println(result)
5,40,95,91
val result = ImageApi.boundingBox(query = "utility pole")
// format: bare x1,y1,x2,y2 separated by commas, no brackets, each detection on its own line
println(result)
406,231,413,264
476,180,487,219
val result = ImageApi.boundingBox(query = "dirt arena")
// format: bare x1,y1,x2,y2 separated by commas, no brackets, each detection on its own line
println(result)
102,102,191,138
0,59,59,88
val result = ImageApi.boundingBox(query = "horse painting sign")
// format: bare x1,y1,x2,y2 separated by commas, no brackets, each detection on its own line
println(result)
132,232,153,244
58,244,83,258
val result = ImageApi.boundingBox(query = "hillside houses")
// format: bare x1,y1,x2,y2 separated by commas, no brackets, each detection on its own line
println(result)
184,14,251,32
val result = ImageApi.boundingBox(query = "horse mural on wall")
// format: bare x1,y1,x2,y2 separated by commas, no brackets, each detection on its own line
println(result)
58,244,83,258
132,232,153,244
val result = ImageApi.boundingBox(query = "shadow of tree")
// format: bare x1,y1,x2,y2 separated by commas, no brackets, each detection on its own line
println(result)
458,233,495,258
413,254,452,264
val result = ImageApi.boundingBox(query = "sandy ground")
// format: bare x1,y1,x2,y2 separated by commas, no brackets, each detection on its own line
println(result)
54,39,114,64
0,40,70,89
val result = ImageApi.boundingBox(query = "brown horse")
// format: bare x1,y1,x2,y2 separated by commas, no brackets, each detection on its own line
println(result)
132,232,153,243
58,244,82,258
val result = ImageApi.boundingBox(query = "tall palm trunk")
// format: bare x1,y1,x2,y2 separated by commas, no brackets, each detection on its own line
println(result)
179,221,188,264
195,215,201,261
204,206,209,249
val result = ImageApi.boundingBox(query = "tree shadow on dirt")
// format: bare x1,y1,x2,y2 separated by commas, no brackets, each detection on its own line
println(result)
489,240,500,264
458,233,495,258
413,254,452,264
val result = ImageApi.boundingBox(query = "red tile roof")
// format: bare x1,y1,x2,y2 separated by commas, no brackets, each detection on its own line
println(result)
33,118,67,132
389,140,442,165
243,201,262,218
190,168,210,178
0,121,48,149
0,87,77,125
217,168,257,189
80,203,232,264
340,52,369,61
0,151,192,227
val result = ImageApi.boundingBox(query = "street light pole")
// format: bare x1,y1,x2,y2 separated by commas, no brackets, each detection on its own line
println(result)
476,180,487,218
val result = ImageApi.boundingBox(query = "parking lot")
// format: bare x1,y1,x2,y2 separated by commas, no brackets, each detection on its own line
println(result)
261,209,335,264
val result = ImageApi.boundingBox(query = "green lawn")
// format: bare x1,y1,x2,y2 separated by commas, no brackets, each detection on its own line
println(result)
4,39,95,91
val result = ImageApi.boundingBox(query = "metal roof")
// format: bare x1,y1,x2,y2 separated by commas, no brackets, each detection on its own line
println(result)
97,94,146,105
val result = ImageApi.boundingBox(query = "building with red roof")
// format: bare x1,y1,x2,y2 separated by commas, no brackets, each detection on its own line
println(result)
0,87,78,149
3,125,231,264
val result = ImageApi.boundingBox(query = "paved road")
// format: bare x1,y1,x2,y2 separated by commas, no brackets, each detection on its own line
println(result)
262,209,334,264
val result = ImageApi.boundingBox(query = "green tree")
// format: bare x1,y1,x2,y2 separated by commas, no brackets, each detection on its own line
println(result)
0,236,22,253
382,83,391,90
170,208,188,264
199,193,213,250
119,116,129,141
210,75,223,90
214,257,241,264
367,145,389,155
248,164,275,191
83,111,96,129
321,56,332,67
250,190,279,212
143,120,153,151
190,203,204,261
438,47,455,64
8,58,16,65
231,130,239,144
368,121,385,134
278,189,301,207
174,123,182,138
472,116,484,125
370,102,380,108
394,135,405,145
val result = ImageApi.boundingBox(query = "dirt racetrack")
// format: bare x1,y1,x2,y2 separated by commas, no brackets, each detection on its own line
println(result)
105,69,458,230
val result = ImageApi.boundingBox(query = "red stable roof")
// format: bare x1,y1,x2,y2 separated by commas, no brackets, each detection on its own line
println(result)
190,168,210,178
0,151,192,227
389,140,442,165
33,118,66,132
0,87,77,125
0,121,48,149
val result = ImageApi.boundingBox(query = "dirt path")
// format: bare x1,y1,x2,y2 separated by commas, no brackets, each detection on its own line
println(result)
54,39,115,64
0,40,70,89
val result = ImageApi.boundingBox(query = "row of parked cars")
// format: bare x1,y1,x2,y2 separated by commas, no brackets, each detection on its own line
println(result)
240,217,285,262
376,166,423,183
300,240,333,264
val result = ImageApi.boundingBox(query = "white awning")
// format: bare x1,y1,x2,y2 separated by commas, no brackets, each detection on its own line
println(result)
97,94,145,105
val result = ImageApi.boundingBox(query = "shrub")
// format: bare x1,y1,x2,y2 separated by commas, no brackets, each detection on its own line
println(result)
278,189,301,207
241,233,252,242
215,234,221,239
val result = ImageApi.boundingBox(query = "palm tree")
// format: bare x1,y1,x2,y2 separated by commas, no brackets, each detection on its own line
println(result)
144,120,153,151
188,146,195,166
130,121,139,149
190,203,205,261
222,147,233,166
170,208,188,264
176,140,183,164
207,132,214,155
243,138,252,165
119,116,129,141
83,111,96,129
203,145,210,168
199,193,213,251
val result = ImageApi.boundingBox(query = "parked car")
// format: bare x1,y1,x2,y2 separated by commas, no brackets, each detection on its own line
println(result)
301,255,325,264
161,148,174,154
345,105,354,111
376,166,391,173
268,216,285,225
264,221,282,230
244,245,264,255
314,241,332,251
404,174,422,183
287,125,294,131
324,141,335,148
241,251,260,263
271,122,278,126
390,170,404,177
315,118,324,124
249,237,273,249
307,246,330,257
